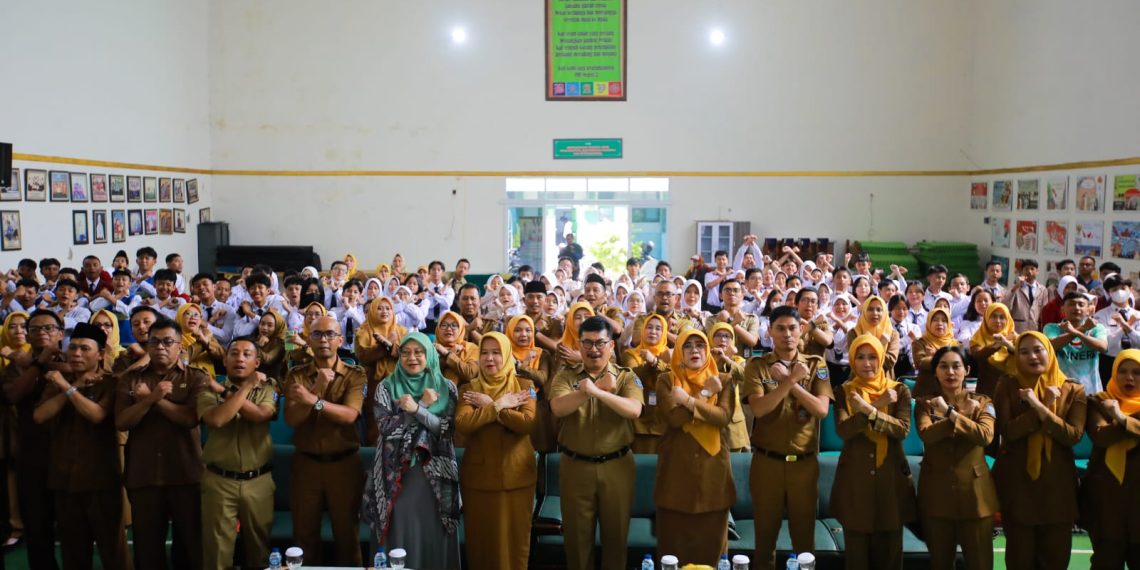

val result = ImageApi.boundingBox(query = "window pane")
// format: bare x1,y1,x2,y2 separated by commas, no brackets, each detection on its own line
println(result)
545,178,587,193
506,178,545,193
587,178,629,193
629,177,669,193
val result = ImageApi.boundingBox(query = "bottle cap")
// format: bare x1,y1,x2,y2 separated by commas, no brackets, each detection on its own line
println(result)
733,555,751,564
285,547,303,557
797,553,816,564
661,555,679,564
390,548,407,557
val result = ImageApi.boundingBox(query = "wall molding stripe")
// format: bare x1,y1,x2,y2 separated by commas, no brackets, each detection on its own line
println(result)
14,152,1140,178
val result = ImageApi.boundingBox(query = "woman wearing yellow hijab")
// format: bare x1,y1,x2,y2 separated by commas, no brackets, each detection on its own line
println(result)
1084,349,1140,568
89,310,126,373
708,321,750,451
506,315,556,452
653,329,735,565
847,295,901,378
455,332,537,570
175,303,225,392
356,297,408,445
911,308,960,397
621,313,671,453
555,301,595,372
992,330,1086,570
255,309,287,381
831,334,917,570
0,311,32,371
287,300,327,370
968,302,1017,396
433,310,480,385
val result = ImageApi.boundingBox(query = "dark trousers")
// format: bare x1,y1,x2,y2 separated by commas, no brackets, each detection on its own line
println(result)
128,484,202,570
16,455,57,570
56,489,129,570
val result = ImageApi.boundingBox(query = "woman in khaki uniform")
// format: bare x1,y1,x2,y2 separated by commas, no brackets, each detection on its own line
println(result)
831,334,917,570
654,329,736,564
254,310,287,382
434,310,480,385
506,315,557,452
554,302,595,374
455,332,538,570
1082,349,1140,569
176,303,225,392
911,308,960,397
967,303,1017,397
915,345,998,570
708,321,750,451
286,300,326,370
355,297,407,444
623,314,671,453
992,331,1086,570
847,296,902,379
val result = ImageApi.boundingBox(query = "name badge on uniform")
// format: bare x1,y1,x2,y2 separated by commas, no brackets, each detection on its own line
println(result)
648,391,657,406
362,384,368,398
528,387,537,399
762,379,779,387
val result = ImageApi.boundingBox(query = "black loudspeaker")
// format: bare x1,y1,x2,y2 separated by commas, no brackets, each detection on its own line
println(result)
0,143,11,188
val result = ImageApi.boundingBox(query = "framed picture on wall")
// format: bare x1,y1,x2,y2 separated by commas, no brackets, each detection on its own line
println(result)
186,179,199,204
111,210,126,243
1111,221,1140,259
992,180,1013,211
128,209,143,236
158,178,172,202
158,209,173,235
72,210,89,245
1074,220,1104,257
109,175,126,202
90,174,108,202
144,209,158,235
173,208,186,233
49,171,70,202
1074,175,1106,212
970,182,987,210
173,179,185,203
1047,177,1068,210
1015,220,1037,253
1,169,19,201
199,208,211,223
127,176,142,202
1112,175,1140,212
143,177,157,202
1016,179,1039,210
1042,220,1068,256
1,211,21,251
24,169,47,201
70,173,89,202
91,210,108,244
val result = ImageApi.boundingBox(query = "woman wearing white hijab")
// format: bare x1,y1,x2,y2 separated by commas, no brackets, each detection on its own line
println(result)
680,279,709,322
481,274,505,311
363,277,385,302
392,285,428,331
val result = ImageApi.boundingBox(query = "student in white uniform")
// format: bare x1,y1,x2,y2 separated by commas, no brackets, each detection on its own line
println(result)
955,288,994,345
1094,275,1140,383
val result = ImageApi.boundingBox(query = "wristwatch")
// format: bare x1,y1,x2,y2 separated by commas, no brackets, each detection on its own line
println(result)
313,398,325,412
699,389,713,399
65,386,78,397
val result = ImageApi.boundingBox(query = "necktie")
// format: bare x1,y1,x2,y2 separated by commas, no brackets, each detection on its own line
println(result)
205,305,214,320
346,318,355,346
1027,284,1034,306
1122,309,1132,350
911,312,919,324
329,292,338,309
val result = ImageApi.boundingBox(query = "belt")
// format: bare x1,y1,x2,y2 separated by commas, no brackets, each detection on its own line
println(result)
299,448,359,463
560,446,631,464
206,463,273,481
753,446,815,463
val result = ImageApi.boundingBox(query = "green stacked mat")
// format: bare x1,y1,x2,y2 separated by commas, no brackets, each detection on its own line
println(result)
851,241,921,276
914,241,982,282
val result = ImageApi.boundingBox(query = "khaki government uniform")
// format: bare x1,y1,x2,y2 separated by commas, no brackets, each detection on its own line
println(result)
40,372,130,570
705,313,761,358
992,375,1086,570
742,352,835,570
799,314,835,359
197,376,278,570
455,378,538,570
654,371,736,565
915,393,999,570
282,359,367,566
115,361,209,570
719,356,751,451
549,362,644,570
831,383,917,570
847,330,902,379
1082,393,1140,569
624,351,669,453
515,350,557,452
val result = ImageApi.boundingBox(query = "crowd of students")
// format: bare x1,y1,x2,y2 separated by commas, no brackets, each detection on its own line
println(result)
0,241,1137,570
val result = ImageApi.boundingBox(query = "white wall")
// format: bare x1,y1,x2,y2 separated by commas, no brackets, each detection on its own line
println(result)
0,0,211,272
207,0,976,271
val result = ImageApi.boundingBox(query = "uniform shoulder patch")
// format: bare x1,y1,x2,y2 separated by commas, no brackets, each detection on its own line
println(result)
984,403,996,417
816,367,829,380
633,377,644,389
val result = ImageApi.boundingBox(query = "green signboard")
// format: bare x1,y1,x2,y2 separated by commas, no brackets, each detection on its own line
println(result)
553,138,623,159
545,0,627,101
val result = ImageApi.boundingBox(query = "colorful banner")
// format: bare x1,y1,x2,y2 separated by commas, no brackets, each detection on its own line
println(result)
546,0,626,100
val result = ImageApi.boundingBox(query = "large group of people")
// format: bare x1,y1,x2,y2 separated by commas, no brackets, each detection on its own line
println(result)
0,239,1137,570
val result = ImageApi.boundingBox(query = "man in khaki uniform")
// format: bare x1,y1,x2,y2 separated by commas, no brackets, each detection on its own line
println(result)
795,287,834,358
282,315,366,566
550,316,644,570
629,281,694,347
742,306,834,570
198,337,278,570
581,274,626,337
705,279,760,358
522,281,563,352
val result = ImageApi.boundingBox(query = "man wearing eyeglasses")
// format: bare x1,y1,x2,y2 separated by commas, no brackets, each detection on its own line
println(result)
629,281,694,348
706,278,759,358
282,315,366,566
5,310,68,569
115,318,209,570
550,316,644,570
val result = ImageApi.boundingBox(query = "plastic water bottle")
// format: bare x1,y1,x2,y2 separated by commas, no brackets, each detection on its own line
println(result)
641,553,655,570
786,553,800,570
718,554,731,570
267,547,282,570
374,547,388,569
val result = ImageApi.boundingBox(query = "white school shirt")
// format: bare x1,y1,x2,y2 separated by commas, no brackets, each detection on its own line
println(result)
233,297,286,338
1094,304,1140,356
331,304,366,352
394,299,428,332
422,281,455,322
956,319,982,345
199,299,237,345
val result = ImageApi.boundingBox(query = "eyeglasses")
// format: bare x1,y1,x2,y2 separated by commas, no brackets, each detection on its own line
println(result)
399,348,426,359
310,330,341,340
722,287,743,294
147,337,179,348
437,322,461,331
27,325,61,334
303,311,324,319
713,332,733,341
93,322,114,330
580,339,612,350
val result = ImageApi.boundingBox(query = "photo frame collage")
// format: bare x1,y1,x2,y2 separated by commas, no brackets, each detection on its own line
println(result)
0,167,204,251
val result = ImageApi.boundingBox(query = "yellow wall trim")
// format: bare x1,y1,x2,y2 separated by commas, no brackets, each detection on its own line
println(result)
14,152,1140,178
